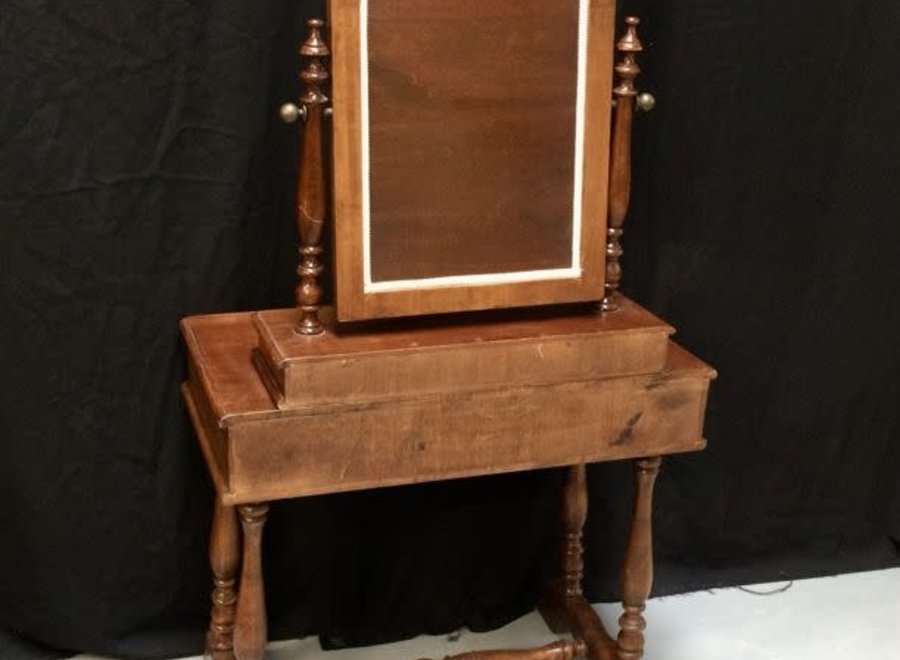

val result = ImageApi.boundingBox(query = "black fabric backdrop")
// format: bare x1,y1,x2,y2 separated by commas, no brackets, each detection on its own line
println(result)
1,0,899,657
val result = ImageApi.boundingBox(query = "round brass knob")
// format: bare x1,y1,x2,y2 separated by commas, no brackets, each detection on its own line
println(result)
636,92,656,112
279,103,306,123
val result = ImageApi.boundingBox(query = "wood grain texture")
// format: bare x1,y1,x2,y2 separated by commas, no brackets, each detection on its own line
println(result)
367,0,579,281
233,504,269,660
329,0,615,320
224,368,707,502
252,298,672,410
206,502,239,660
183,298,678,423
616,457,661,660
181,309,713,504
183,302,714,659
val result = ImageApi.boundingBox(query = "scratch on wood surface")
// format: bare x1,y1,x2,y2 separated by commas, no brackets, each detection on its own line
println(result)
339,433,365,480
611,411,643,446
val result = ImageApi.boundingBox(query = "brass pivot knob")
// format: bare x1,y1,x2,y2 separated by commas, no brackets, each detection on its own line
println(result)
636,92,656,112
279,102,306,123
279,103,332,123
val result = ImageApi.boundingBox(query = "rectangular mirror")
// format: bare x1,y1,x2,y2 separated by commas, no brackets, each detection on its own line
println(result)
331,0,615,320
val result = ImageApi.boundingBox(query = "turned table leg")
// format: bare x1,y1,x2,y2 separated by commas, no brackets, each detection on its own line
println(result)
207,501,239,660
234,503,269,660
539,464,617,659
561,464,588,600
616,457,662,660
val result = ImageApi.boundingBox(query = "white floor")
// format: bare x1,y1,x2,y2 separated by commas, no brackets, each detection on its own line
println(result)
78,568,900,660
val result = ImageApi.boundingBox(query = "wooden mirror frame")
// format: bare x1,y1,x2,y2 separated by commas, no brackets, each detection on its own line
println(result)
329,0,616,322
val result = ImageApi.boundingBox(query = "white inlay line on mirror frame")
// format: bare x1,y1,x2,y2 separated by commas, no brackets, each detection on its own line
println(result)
360,0,589,293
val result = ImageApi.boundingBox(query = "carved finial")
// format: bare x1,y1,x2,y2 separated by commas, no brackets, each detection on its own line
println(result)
618,17,643,52
286,18,331,335
600,17,647,313
300,19,329,57
613,18,642,97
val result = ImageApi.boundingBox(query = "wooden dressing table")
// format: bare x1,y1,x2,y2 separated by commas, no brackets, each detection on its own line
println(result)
182,302,714,660
182,4,715,659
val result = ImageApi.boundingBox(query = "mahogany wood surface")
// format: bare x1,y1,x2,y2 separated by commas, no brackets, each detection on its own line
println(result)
233,504,269,660
182,309,711,660
206,501,239,660
186,7,705,657
252,298,672,410
181,308,714,505
538,463,617,660
601,18,642,312
615,458,661,660
292,20,330,335
366,0,580,281
561,465,588,599
185,297,674,422
329,0,615,321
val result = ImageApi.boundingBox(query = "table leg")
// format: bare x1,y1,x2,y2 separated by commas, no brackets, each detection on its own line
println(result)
539,465,616,660
420,468,596,660
561,464,588,600
207,501,239,660
616,457,662,660
234,503,269,660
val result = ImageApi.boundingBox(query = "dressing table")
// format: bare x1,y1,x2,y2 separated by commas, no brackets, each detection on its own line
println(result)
182,3,715,659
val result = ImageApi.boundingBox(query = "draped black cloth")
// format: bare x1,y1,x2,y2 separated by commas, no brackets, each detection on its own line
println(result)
1,0,897,657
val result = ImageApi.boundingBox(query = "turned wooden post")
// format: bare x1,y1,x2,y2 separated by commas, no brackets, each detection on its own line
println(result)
540,464,618,659
601,17,653,312
422,639,587,660
233,503,269,660
561,464,589,599
280,19,330,335
616,457,662,660
207,501,239,660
